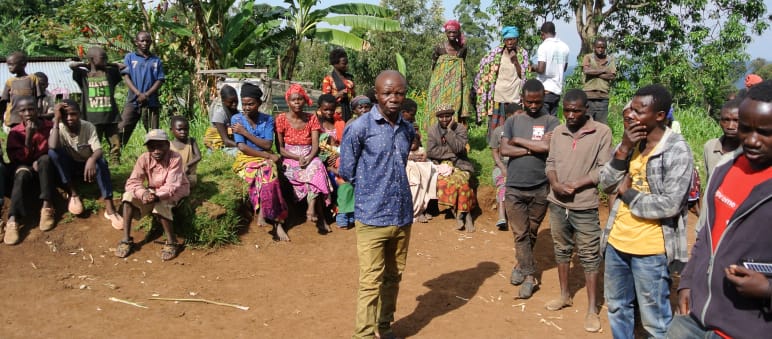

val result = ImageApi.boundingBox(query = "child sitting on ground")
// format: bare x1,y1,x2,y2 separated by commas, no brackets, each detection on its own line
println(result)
169,116,202,186
115,129,190,261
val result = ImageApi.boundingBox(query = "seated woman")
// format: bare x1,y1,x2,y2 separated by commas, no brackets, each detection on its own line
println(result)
204,85,239,155
276,84,333,233
230,83,289,241
426,104,477,232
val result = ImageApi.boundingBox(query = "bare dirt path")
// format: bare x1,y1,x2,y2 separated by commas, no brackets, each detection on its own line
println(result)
0,187,696,338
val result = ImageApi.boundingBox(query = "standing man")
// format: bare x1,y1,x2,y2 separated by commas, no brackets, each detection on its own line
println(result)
667,80,772,339
531,22,570,117
703,98,741,181
600,84,693,339
120,31,165,145
582,37,616,124
544,89,612,332
474,26,529,142
500,79,560,299
339,70,415,339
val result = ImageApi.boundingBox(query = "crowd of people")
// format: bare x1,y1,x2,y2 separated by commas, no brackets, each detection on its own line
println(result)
1,21,771,339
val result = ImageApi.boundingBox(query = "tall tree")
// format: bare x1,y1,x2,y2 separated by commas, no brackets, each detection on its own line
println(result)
260,0,401,80
453,0,494,88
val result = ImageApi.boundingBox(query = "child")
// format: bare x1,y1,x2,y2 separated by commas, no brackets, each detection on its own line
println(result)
70,46,124,165
403,99,437,223
4,96,55,245
316,94,350,229
115,129,190,261
47,100,123,229
169,116,202,186
489,103,519,230
1,52,44,132
34,72,55,119
119,31,165,145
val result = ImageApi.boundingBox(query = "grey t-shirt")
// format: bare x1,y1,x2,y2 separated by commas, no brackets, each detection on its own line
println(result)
209,99,233,125
489,125,509,163
502,112,559,188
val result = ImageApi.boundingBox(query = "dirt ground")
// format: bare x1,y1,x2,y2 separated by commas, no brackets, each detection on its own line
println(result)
0,186,697,338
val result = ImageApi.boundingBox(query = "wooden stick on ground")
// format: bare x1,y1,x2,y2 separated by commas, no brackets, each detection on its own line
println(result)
148,297,250,311
109,297,149,309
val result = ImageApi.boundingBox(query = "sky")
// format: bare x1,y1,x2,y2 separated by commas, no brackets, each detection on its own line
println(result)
265,0,771,65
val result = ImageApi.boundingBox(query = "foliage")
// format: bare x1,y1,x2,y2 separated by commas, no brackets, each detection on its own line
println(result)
353,0,444,90
453,0,495,92
750,58,772,81
257,0,401,80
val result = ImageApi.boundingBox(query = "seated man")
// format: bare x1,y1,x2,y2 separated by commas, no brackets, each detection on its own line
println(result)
48,100,123,229
4,96,55,245
115,129,190,261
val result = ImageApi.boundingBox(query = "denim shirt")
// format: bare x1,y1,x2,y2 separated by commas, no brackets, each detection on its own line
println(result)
339,106,415,227
121,52,165,107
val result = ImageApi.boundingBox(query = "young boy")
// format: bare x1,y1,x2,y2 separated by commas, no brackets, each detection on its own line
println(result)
47,100,123,229
169,116,201,186
703,98,742,181
115,129,189,261
4,96,55,245
1,52,44,132
34,72,55,119
70,46,124,165
119,31,165,145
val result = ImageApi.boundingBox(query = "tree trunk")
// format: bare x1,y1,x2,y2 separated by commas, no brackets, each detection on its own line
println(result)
281,40,300,80
574,0,605,57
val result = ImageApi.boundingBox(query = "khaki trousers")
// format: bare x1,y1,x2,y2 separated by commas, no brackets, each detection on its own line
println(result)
353,222,411,339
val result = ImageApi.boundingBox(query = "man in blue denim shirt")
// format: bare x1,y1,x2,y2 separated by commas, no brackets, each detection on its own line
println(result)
120,31,165,145
340,70,415,339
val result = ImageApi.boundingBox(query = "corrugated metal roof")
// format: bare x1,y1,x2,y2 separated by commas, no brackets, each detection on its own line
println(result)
0,61,82,94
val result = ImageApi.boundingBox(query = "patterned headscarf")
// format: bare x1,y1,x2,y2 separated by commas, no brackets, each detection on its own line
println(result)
502,26,519,39
285,83,312,106
444,20,466,47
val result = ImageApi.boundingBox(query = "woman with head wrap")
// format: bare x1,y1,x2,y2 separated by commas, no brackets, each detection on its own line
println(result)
474,26,530,143
230,82,290,240
276,84,333,234
426,104,477,232
204,85,240,154
425,19,472,129
321,48,356,122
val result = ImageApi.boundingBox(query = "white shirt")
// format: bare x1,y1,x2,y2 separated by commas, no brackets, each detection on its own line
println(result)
536,37,570,95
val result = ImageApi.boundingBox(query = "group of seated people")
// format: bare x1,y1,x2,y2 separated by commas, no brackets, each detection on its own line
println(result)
203,82,480,241
0,95,199,261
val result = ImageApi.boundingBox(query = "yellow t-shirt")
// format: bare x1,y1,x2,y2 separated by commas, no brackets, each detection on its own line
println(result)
608,144,666,255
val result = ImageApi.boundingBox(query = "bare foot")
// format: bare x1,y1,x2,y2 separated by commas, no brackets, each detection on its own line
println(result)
455,212,465,231
317,218,332,234
275,223,290,241
256,213,267,227
306,213,318,223
423,212,432,220
416,214,428,223
464,212,475,233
